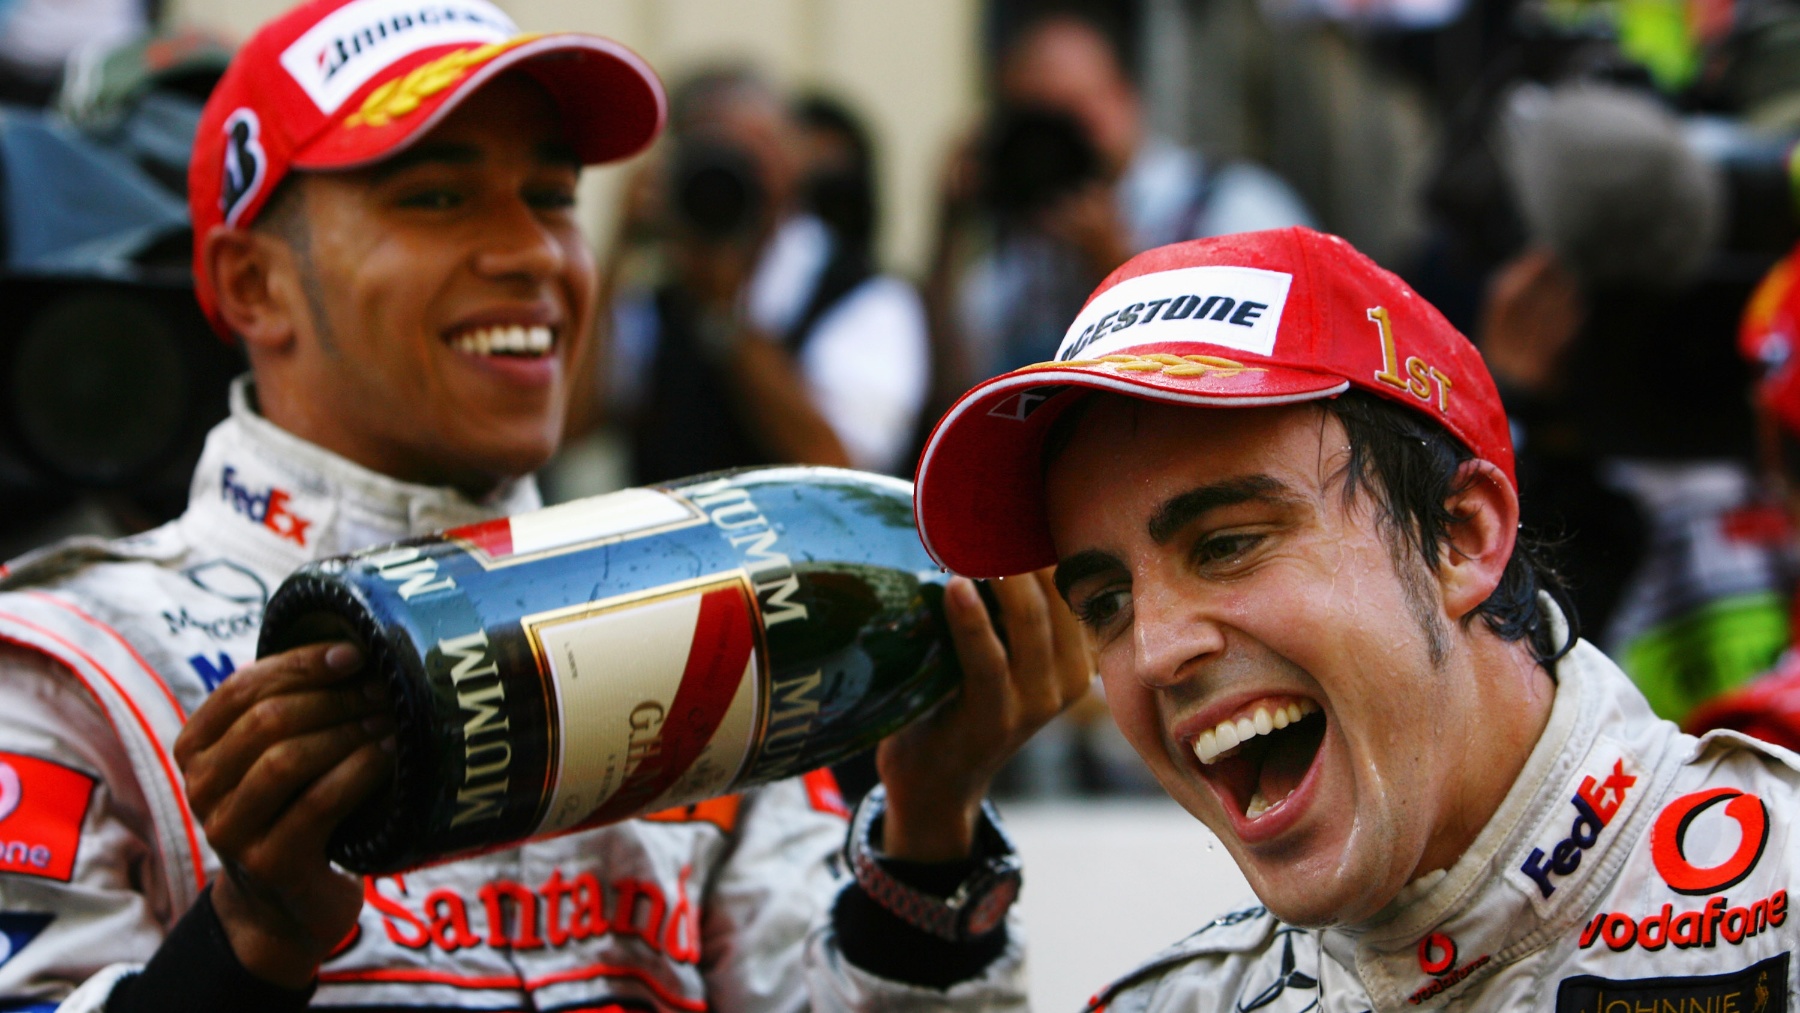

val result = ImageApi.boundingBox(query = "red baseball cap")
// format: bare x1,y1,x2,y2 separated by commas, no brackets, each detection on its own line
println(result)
189,0,666,335
913,227,1515,578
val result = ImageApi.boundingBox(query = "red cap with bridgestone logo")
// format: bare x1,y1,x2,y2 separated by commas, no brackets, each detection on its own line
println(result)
912,227,1514,578
189,0,666,337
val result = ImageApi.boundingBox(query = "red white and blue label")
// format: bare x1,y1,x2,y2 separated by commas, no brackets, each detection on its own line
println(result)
449,488,704,568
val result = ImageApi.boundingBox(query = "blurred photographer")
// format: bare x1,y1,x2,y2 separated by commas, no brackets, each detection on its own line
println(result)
609,69,929,482
927,12,1313,397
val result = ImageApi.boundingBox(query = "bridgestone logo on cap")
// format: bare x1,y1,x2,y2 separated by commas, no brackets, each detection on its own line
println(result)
1056,266,1293,362
220,108,266,225
280,0,515,114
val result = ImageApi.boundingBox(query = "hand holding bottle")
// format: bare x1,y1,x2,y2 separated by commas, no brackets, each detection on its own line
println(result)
875,569,1094,862
173,641,392,988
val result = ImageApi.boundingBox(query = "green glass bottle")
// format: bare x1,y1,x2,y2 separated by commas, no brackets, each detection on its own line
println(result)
257,467,962,874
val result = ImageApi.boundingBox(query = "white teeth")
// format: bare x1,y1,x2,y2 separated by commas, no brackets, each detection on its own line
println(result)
1193,730,1219,764
450,325,554,357
1215,722,1240,752
1191,699,1321,766
1246,791,1270,819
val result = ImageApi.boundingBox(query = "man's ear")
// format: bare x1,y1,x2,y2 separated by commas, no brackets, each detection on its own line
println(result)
202,225,298,354
1436,459,1520,622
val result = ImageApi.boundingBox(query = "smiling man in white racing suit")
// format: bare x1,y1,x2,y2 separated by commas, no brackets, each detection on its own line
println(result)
911,227,1797,1011
0,2,1095,1010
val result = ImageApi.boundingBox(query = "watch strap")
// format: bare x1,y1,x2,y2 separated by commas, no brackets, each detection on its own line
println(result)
845,785,1022,942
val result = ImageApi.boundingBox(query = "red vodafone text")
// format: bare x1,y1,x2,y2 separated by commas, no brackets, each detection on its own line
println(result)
1580,785,1786,954
1578,890,1786,953
1409,932,1491,1006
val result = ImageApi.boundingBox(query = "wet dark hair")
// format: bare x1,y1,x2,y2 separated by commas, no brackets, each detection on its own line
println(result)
1318,391,1575,669
1042,389,1576,668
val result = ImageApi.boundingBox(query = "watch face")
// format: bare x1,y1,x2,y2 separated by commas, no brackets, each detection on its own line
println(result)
964,874,1022,937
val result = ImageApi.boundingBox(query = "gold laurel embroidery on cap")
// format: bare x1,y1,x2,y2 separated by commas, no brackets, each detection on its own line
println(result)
344,34,543,129
1017,353,1266,378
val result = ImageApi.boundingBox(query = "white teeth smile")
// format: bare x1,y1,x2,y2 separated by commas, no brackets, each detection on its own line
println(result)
450,325,554,357
1191,699,1320,766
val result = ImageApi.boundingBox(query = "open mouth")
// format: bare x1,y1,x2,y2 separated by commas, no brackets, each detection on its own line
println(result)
446,324,557,358
1188,698,1326,821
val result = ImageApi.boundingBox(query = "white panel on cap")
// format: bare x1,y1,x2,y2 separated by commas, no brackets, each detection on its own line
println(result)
1054,266,1293,362
280,0,516,114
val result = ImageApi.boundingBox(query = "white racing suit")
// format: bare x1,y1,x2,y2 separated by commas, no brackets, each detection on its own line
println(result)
1087,614,1797,1013
0,381,1025,1012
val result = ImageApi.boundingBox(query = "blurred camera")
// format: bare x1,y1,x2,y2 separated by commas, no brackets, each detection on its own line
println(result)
669,137,767,242
0,35,241,547
979,105,1103,221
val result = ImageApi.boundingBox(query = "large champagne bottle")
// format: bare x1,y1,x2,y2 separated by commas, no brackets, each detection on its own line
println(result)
257,467,960,874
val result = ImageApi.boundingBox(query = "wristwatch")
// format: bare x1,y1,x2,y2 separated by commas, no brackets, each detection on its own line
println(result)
845,785,1023,942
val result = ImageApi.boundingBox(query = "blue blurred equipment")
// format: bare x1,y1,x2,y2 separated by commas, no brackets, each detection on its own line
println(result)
0,30,241,537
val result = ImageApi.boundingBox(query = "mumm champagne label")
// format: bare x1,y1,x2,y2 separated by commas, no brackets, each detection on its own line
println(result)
522,573,766,836
438,477,821,840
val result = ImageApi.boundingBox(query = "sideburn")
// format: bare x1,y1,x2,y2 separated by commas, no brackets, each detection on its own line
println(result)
1390,533,1452,669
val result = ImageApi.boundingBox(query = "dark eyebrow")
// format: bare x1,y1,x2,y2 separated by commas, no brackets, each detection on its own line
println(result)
1053,549,1126,602
1147,475,1293,545
367,141,482,181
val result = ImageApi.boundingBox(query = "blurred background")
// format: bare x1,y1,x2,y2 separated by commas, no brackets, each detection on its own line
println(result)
10,0,1800,1004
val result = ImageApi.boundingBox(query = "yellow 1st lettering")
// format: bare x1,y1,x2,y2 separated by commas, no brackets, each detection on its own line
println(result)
1367,307,1451,412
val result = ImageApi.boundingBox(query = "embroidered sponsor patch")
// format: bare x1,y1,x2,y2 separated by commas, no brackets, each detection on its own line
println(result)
188,652,237,692
1409,931,1492,1005
1236,928,1319,1012
0,753,95,882
219,108,266,226
1555,952,1787,1013
1508,742,1643,911
221,465,313,546
343,36,535,129
358,864,702,964
182,559,270,606
278,0,514,114
1054,266,1293,362
1652,788,1771,896
1578,889,1786,954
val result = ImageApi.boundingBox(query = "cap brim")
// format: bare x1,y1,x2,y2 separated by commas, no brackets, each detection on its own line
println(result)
293,33,665,170
913,352,1350,578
